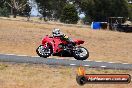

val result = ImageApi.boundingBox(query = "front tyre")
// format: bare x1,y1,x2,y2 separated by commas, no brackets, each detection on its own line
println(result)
36,45,52,58
73,47,89,60
76,75,87,85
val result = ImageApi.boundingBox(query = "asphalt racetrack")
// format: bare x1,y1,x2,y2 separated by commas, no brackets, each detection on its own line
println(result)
0,54,132,70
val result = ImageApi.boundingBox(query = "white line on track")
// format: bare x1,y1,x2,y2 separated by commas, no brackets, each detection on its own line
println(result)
100,66,106,68
70,64,76,66
17,55,29,57
31,56,40,57
123,63,130,64
108,62,115,63
67,58,76,61
3,54,16,56
0,53,39,57
84,65,90,67
86,60,92,61
95,61,103,62
70,58,92,61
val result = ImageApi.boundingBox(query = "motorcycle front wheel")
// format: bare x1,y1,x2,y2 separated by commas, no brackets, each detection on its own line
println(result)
36,45,52,58
76,75,87,85
73,47,89,60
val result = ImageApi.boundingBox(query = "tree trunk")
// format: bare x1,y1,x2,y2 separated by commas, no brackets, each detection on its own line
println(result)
13,8,17,18
27,16,30,21
11,8,13,15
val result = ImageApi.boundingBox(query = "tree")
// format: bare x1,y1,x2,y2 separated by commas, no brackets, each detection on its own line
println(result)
76,0,130,22
127,0,132,20
79,0,95,22
4,0,28,18
109,0,129,17
35,0,53,20
52,0,67,20
60,4,79,24
0,0,10,17
35,0,67,21
0,6,10,17
0,0,5,8
19,4,32,21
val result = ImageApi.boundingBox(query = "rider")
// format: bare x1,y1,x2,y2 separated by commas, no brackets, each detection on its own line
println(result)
52,28,75,46
52,28,70,41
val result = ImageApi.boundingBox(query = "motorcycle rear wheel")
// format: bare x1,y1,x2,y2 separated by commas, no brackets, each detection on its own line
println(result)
73,47,89,60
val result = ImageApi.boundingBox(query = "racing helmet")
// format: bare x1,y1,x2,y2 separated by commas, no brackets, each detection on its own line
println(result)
52,28,60,35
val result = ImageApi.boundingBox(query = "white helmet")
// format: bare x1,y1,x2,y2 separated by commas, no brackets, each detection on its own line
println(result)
52,28,60,35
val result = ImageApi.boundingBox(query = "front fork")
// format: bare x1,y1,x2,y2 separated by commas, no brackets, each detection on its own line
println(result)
73,46,81,51
42,43,49,49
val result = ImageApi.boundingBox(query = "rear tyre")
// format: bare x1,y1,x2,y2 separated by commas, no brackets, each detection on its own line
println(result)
36,45,52,58
73,47,89,60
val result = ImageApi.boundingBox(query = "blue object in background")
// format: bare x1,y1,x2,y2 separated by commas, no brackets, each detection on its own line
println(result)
91,22,101,29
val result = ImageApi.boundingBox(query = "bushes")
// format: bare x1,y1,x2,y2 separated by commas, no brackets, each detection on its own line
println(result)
0,7,9,17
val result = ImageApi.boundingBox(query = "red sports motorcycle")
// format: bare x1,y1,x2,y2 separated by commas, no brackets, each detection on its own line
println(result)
36,35,89,60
